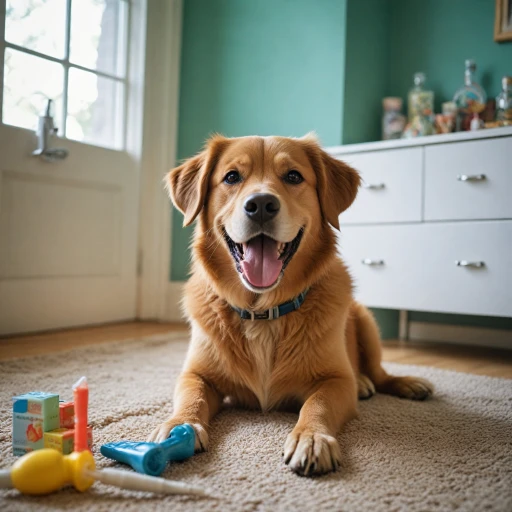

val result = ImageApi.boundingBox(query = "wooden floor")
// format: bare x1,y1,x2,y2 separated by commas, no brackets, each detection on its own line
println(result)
1,322,511,378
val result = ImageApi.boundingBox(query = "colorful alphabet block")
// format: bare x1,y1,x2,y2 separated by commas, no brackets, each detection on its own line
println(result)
12,392,59,456
44,426,93,454
59,401,75,429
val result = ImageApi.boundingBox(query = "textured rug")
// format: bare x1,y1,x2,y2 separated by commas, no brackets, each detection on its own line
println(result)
0,333,511,512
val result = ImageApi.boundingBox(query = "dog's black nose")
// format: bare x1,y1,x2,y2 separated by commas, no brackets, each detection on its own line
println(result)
244,193,280,223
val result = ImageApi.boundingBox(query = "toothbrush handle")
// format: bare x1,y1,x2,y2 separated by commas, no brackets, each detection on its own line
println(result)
0,469,12,489
89,468,206,496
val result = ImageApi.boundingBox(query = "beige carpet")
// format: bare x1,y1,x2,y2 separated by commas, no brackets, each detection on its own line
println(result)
1,333,511,512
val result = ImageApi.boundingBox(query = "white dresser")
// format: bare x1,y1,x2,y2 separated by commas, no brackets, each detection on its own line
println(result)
327,127,512,320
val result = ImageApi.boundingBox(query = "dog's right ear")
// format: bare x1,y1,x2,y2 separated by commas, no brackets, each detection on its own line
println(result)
165,135,229,226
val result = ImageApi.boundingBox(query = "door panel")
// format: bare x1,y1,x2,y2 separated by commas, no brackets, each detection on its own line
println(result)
0,126,138,334
0,172,122,278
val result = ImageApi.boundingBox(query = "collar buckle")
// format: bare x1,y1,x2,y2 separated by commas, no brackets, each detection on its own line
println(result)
251,310,269,321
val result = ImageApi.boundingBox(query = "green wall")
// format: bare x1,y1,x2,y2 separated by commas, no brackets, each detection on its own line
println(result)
171,0,348,281
388,0,512,114
342,0,391,145
342,0,512,144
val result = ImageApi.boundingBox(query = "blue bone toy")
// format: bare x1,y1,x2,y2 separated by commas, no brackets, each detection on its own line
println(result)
100,424,195,476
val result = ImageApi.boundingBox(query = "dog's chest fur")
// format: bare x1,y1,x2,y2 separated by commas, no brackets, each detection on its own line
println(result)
242,320,281,411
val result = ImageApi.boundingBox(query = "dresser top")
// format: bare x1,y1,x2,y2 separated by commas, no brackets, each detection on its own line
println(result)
326,125,512,156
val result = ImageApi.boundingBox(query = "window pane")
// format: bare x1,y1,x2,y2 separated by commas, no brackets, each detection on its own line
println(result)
66,68,124,149
2,48,64,131
70,0,127,77
5,0,67,59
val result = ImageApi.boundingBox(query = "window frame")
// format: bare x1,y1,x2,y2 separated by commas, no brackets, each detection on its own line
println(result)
0,0,130,150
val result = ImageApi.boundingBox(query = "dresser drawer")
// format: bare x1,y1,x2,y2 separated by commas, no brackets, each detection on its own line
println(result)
424,137,512,221
339,148,423,225
338,221,512,317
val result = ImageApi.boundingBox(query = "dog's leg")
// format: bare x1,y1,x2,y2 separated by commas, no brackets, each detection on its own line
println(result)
353,302,433,400
283,376,357,476
147,371,221,451
357,374,376,399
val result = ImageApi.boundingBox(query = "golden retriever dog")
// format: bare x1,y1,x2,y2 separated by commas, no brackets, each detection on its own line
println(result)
149,133,433,476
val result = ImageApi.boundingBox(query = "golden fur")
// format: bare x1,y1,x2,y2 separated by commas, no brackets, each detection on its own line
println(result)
150,134,433,476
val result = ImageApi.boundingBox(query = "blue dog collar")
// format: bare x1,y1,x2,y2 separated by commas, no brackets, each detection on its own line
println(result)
232,289,309,321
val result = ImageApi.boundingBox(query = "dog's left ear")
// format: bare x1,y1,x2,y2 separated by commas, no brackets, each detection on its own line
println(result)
300,133,360,230
165,134,229,226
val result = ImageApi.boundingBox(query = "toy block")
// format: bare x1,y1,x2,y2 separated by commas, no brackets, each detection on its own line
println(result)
44,426,93,455
59,401,74,429
12,392,59,456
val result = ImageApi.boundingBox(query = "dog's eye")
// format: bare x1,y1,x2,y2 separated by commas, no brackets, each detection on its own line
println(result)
224,170,242,185
284,170,304,185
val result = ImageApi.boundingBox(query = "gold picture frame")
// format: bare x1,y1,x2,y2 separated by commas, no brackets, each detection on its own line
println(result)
495,0,512,42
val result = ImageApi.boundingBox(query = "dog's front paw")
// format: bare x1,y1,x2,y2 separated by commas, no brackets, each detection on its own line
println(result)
147,418,208,451
283,428,341,476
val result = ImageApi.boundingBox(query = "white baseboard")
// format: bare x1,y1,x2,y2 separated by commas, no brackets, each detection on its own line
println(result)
162,281,186,322
408,321,512,350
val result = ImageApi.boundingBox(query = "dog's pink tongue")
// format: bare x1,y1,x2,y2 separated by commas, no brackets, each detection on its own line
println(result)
241,235,282,288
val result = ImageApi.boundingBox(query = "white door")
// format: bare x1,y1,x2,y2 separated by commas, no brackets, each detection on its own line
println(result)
0,0,142,335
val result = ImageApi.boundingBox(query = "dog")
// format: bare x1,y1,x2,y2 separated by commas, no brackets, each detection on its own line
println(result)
149,133,433,476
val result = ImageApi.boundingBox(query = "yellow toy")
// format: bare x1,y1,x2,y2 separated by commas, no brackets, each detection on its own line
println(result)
0,377,206,497
0,448,206,496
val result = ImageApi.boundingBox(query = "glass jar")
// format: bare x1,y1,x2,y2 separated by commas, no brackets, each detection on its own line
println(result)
382,97,406,140
408,72,434,121
453,59,487,131
435,101,457,134
496,76,512,125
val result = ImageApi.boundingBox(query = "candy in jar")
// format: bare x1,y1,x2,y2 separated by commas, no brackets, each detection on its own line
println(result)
408,72,434,121
382,97,406,140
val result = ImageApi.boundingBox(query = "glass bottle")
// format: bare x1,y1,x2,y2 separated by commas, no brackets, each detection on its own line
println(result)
408,72,434,121
382,97,406,140
496,76,512,125
453,59,486,131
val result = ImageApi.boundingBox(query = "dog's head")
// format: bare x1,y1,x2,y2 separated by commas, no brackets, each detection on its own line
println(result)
166,134,359,300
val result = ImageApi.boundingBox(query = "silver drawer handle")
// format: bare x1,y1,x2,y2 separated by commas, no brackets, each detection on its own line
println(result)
362,183,385,190
455,260,485,268
457,174,486,182
361,258,385,266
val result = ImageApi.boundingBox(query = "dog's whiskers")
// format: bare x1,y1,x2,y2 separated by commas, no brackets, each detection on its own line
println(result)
206,237,223,263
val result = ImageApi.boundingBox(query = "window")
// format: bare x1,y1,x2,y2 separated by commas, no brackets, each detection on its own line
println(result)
2,0,129,150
